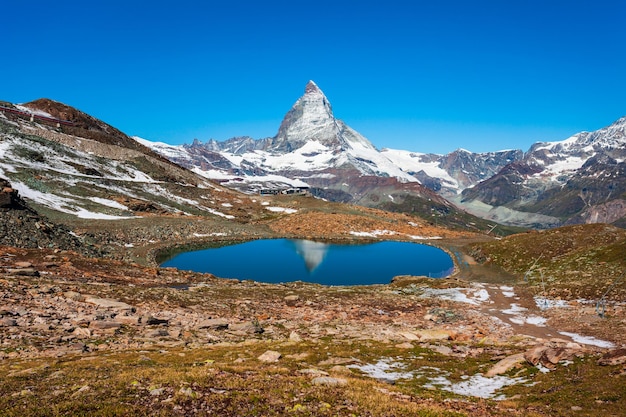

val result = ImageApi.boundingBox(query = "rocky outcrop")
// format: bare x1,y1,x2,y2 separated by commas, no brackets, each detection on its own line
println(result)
0,178,94,254
0,178,23,209
522,342,581,369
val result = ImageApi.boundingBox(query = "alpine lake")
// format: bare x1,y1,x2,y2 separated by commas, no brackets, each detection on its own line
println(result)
160,239,454,286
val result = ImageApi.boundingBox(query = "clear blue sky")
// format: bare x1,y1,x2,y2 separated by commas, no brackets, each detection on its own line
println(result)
3,0,625,154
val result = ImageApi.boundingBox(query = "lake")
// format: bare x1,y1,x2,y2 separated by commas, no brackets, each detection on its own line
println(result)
160,239,454,286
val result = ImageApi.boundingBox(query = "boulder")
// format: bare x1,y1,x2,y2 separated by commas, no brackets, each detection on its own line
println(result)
284,295,300,306
289,331,303,342
143,316,169,326
196,318,229,330
229,321,263,334
398,331,420,341
145,329,170,338
486,353,526,377
89,321,121,331
544,347,572,365
64,291,83,301
524,343,584,368
430,345,453,356
258,350,281,362
83,296,134,312
7,268,39,277
524,345,548,366
311,376,347,386
0,317,17,327
598,348,626,366
297,368,329,377
114,316,140,325
415,329,453,341
72,327,92,338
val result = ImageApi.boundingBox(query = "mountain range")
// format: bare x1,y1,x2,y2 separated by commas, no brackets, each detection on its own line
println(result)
136,81,626,229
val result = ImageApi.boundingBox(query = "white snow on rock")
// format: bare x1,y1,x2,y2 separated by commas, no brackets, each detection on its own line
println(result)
352,357,527,400
534,297,570,310
382,148,460,190
348,358,416,381
408,235,443,240
11,178,136,220
133,136,194,163
87,197,129,210
193,232,227,237
349,230,397,238
500,286,516,298
424,374,527,400
558,332,615,348
265,206,298,214
501,303,547,327
419,285,490,306
14,104,53,118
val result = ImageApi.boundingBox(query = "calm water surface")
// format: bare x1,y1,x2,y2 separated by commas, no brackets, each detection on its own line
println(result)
161,239,453,286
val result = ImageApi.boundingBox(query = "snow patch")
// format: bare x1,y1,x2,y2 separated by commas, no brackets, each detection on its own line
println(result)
502,304,547,327
500,286,516,298
353,357,526,400
348,358,415,381
420,286,488,306
9,179,136,220
265,206,298,214
349,230,397,238
424,374,526,400
14,104,53,118
534,297,570,310
558,332,615,348
408,235,443,240
193,232,227,237
87,197,128,210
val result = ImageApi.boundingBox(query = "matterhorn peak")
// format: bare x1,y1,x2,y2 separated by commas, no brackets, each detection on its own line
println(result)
273,81,336,151
305,80,321,94
299,80,331,114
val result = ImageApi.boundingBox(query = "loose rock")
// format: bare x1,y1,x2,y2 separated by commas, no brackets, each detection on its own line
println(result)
312,376,347,386
258,350,281,362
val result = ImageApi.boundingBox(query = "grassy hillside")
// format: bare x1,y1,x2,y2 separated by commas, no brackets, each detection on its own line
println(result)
470,224,626,301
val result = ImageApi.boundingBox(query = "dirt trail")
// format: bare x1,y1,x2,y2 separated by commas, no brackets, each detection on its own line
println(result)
480,284,560,341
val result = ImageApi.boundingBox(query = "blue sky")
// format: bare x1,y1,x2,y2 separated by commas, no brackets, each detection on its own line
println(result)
3,1,625,154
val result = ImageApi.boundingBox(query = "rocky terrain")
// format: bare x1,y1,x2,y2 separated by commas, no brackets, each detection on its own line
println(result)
1,203,625,416
1,96,624,416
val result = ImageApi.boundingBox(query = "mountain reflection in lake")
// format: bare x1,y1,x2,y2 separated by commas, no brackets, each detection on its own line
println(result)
161,239,453,286
292,239,329,272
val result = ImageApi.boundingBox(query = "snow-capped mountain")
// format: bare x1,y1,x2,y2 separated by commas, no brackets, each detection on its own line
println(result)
460,116,626,227
380,148,523,195
139,81,515,199
137,81,625,228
